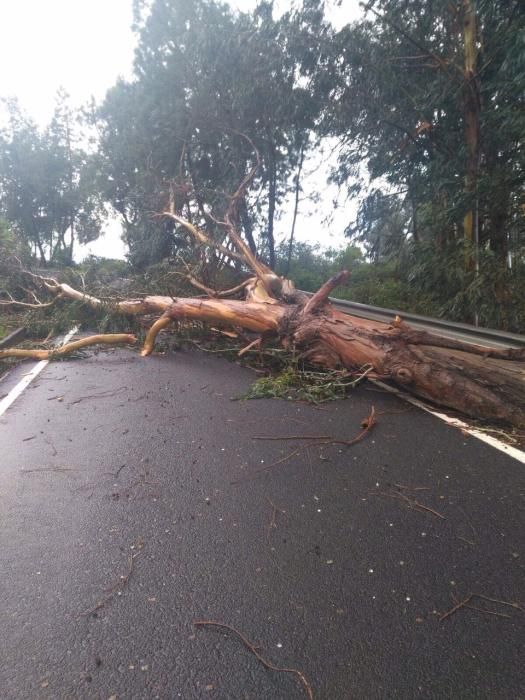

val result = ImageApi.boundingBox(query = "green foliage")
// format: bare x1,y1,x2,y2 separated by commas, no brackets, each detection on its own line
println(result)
405,241,525,331
241,366,366,404
316,0,524,263
0,93,104,265
2,0,524,335
97,0,319,270
279,238,524,331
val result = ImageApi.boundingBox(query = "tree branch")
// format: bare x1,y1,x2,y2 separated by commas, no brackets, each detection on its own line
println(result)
303,271,350,315
0,334,137,360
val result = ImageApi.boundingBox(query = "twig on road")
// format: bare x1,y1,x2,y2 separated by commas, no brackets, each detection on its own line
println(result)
252,406,376,448
81,550,141,617
193,620,314,699
371,487,445,520
234,407,376,485
439,594,474,621
253,434,332,441
440,593,524,622
266,498,284,546
69,386,128,405
21,466,77,474
324,406,376,447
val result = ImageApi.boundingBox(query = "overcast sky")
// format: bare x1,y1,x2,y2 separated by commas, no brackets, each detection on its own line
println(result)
0,0,363,260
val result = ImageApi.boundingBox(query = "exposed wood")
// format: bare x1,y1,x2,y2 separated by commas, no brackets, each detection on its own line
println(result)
2,147,524,431
3,267,523,428
0,334,136,360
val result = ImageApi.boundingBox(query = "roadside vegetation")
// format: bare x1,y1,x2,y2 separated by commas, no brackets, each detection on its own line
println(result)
1,0,523,334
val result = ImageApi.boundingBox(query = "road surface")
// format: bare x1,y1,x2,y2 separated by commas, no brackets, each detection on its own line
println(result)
0,348,523,699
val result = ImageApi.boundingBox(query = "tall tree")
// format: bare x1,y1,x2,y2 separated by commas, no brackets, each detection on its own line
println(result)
98,0,318,270
314,0,524,266
0,93,103,265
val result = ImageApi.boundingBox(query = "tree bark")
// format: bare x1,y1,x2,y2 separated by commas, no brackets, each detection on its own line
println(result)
3,145,524,430
285,143,305,277
3,271,524,429
267,141,277,269
461,0,481,267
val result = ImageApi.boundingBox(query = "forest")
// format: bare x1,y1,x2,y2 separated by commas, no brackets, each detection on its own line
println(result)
0,0,524,427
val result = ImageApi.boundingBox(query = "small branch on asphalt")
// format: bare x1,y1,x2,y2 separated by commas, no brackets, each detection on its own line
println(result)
0,334,136,361
439,594,474,621
253,434,332,441
81,549,141,617
231,448,303,485
193,620,314,699
20,466,77,474
266,498,285,546
326,406,377,446
239,337,262,357
393,483,430,491
70,386,128,405
114,463,127,478
372,490,445,520
236,408,377,485
462,603,511,619
252,408,376,448
439,593,524,622
475,594,524,614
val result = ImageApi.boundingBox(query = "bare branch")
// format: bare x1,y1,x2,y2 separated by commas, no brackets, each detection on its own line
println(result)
0,289,56,309
303,271,350,315
0,334,137,360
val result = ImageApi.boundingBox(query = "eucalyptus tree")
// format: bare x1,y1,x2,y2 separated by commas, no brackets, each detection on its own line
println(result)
0,93,103,264
315,0,524,265
98,0,319,270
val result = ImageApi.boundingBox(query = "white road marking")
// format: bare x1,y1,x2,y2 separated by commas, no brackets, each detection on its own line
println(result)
1,326,522,464
0,327,78,418
372,379,525,465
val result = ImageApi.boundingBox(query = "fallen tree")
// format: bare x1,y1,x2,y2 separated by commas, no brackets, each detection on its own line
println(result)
1,150,524,429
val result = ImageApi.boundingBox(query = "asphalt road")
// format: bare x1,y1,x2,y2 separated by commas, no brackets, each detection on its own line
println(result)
0,348,524,699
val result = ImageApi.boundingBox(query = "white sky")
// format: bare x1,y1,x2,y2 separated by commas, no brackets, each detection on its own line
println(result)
0,0,363,261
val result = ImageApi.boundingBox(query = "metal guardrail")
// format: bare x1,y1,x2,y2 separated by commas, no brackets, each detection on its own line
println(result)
323,296,525,350
0,327,26,349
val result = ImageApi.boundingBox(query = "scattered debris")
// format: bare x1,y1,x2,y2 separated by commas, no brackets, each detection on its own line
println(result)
70,386,128,405
439,593,524,622
20,466,77,474
112,463,128,479
193,620,313,699
234,407,377,485
81,547,142,617
253,434,332,441
266,498,285,546
371,482,445,520
240,365,374,404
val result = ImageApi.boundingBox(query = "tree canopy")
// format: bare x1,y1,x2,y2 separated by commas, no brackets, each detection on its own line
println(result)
0,0,523,330
0,92,103,264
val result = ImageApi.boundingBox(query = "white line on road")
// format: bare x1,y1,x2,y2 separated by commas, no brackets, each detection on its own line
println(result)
372,379,525,465
0,326,78,418
1,327,523,464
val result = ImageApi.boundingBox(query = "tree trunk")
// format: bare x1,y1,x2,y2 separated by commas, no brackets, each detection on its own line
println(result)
461,0,481,267
285,144,305,277
3,271,524,429
267,141,277,269
239,197,258,256
3,150,524,430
